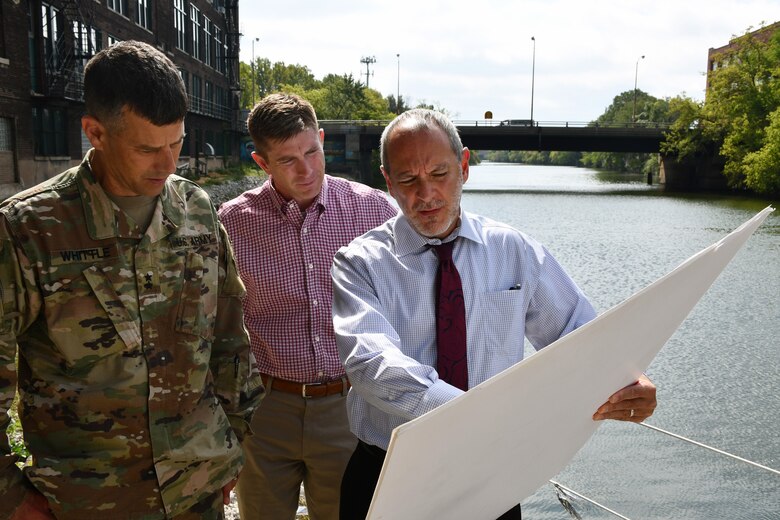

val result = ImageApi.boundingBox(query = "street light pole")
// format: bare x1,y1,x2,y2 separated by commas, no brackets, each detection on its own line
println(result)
251,37,259,107
530,36,536,124
633,54,645,123
396,53,401,114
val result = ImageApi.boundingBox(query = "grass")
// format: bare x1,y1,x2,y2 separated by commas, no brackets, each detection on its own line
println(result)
7,396,29,464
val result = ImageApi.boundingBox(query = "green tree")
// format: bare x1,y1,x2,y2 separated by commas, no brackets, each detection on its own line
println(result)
663,26,780,195
239,61,256,109
315,74,367,119
386,94,410,115
743,107,780,193
581,90,672,175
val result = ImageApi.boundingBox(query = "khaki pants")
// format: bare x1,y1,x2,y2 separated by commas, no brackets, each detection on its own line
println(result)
236,388,357,520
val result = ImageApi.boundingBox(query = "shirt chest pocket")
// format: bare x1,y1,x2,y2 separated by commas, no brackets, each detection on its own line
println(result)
40,265,141,372
471,288,528,361
174,250,217,341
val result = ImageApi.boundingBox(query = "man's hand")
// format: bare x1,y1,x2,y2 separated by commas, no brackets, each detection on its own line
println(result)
593,374,656,422
11,489,55,520
222,478,238,506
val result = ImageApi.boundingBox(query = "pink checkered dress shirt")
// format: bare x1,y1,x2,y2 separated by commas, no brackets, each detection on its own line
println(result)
218,175,398,383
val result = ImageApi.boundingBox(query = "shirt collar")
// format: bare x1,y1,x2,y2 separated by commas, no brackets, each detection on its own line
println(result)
393,207,483,257
267,174,329,215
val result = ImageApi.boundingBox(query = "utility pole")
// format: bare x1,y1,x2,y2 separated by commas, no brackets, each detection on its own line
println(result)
360,56,376,88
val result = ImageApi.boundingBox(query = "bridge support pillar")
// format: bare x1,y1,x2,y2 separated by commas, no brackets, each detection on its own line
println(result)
659,154,728,192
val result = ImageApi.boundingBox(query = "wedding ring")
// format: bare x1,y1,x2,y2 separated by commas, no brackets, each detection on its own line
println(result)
630,409,635,418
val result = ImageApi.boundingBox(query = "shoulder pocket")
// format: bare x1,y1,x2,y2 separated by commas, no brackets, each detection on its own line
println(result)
175,250,217,340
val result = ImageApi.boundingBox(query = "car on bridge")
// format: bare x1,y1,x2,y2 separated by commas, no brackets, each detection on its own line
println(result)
499,119,534,126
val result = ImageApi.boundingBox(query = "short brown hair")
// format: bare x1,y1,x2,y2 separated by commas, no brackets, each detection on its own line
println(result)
84,40,187,128
247,93,318,157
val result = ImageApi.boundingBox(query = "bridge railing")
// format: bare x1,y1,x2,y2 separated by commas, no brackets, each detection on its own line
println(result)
320,119,671,130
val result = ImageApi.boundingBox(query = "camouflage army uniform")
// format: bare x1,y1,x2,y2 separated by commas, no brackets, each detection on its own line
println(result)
0,153,264,519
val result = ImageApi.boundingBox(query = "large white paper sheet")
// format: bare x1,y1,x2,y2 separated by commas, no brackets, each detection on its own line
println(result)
367,206,774,520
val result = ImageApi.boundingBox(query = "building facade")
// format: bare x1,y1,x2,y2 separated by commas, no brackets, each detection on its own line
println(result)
0,0,241,199
706,21,780,92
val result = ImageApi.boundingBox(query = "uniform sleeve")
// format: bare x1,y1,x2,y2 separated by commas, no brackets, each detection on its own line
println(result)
210,222,264,442
0,216,38,509
331,248,462,422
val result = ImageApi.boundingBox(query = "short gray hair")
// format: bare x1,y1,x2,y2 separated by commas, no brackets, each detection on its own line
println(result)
380,109,463,173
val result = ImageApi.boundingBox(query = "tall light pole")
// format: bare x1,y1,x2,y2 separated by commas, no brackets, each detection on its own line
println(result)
633,54,645,123
530,36,536,124
396,53,401,114
251,37,259,107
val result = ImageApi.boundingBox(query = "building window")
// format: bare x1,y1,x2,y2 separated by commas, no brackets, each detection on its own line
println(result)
0,117,15,183
107,0,127,17
108,34,121,46
214,26,225,74
72,21,101,70
32,107,68,156
136,0,152,30
190,5,200,60
180,68,189,94
214,84,228,120
191,75,201,113
173,0,186,51
0,117,13,151
41,3,61,72
203,17,212,67
0,2,7,59
205,80,213,115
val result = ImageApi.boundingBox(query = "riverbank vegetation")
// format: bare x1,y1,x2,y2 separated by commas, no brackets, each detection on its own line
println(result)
662,28,780,196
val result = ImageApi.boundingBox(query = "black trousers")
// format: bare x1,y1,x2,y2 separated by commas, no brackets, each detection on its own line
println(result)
340,440,522,520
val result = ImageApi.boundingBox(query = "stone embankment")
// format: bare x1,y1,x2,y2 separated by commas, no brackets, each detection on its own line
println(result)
202,176,264,208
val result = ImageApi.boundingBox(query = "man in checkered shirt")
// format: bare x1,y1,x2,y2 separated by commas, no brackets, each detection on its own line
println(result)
218,93,397,520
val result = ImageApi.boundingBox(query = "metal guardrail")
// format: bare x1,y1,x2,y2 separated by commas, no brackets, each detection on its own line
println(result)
319,119,671,130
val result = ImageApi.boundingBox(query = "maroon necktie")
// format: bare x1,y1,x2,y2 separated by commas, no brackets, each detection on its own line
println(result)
434,241,468,391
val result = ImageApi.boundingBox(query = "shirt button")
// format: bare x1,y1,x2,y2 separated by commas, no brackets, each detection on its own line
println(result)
313,299,318,306
308,263,314,270
314,336,320,342
303,228,308,234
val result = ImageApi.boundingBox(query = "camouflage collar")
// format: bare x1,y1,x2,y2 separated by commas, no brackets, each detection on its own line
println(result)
77,151,183,241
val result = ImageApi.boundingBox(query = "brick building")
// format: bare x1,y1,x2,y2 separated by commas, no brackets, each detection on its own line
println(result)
706,21,780,92
0,0,242,199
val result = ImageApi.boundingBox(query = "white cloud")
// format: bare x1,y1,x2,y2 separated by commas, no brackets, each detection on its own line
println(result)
239,0,780,121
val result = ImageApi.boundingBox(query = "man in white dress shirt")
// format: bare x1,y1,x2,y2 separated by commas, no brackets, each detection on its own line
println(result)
331,109,657,520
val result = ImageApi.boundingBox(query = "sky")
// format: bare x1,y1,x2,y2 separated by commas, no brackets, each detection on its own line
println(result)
237,0,780,123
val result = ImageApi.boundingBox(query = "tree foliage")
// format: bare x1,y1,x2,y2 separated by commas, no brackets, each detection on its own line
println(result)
241,57,396,120
580,90,672,176
662,26,780,195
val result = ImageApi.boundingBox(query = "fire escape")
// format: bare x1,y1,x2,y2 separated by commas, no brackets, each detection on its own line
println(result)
45,0,97,100
223,0,242,132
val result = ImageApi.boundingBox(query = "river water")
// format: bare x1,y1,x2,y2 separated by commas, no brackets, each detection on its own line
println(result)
461,163,779,519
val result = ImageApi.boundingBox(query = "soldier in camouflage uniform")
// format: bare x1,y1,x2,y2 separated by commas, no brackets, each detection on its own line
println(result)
0,41,264,519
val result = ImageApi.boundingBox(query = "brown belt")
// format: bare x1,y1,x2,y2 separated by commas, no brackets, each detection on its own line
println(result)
261,374,350,399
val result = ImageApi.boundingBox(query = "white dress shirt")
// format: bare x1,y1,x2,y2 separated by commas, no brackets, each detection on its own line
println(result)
332,209,597,449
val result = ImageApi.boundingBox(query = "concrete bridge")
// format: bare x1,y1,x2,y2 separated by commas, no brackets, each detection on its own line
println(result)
320,119,723,191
